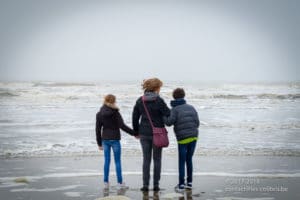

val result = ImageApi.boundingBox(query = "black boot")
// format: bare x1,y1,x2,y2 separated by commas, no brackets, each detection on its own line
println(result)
153,185,160,191
140,186,149,192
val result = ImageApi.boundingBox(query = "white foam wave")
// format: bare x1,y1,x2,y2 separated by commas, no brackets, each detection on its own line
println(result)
64,192,83,197
0,120,92,127
10,184,84,192
0,182,27,188
1,147,300,158
1,171,300,184
216,197,274,200
0,92,19,97
192,172,300,178
192,93,300,100
201,121,300,130
33,82,95,87
1,81,300,159
1,81,300,103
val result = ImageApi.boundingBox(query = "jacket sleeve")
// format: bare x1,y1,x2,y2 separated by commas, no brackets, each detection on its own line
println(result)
117,112,137,136
132,100,141,133
95,112,103,146
159,97,170,117
163,108,177,126
194,109,200,127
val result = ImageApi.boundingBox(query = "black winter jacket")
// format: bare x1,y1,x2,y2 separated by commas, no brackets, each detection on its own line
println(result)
96,104,136,146
132,92,170,137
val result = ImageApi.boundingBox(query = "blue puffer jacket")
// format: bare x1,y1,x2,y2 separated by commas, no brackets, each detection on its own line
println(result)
164,98,199,141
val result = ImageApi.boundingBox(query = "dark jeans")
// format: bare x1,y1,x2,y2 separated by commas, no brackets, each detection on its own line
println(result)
140,136,162,187
178,140,197,185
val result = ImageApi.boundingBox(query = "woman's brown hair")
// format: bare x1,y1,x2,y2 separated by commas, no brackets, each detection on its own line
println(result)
142,78,163,92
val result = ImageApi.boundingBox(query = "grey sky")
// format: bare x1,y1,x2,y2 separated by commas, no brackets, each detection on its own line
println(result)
0,0,299,82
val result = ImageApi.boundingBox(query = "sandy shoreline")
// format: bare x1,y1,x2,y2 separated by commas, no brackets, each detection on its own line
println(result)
0,155,299,200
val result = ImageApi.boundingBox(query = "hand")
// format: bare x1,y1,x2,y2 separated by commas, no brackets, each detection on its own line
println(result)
98,146,103,151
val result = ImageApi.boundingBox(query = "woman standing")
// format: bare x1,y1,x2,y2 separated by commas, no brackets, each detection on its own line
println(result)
132,78,170,192
96,94,137,189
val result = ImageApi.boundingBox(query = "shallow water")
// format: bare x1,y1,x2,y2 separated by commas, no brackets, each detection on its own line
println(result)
0,81,299,157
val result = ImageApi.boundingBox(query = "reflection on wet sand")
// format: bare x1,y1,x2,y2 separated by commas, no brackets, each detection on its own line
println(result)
142,189,195,200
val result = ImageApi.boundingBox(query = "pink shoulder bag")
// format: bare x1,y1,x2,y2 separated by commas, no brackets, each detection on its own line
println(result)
142,96,169,148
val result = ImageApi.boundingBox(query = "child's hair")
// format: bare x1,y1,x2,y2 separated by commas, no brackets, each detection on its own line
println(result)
172,88,185,99
142,78,163,92
104,94,116,104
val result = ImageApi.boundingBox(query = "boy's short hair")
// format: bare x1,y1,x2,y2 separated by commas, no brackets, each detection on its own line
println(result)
173,88,185,99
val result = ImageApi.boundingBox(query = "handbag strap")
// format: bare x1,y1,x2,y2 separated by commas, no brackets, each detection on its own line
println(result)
142,96,155,129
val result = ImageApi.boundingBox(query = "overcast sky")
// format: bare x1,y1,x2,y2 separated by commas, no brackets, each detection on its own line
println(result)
0,0,299,82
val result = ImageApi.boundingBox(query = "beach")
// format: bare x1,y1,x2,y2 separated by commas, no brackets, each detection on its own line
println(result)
0,155,299,200
1,81,300,199
1,0,300,197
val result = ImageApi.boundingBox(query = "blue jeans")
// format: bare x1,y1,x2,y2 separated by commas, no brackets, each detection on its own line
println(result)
178,140,197,185
102,140,122,184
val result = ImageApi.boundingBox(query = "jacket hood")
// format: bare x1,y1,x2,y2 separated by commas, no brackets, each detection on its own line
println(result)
100,104,119,117
143,91,159,101
170,98,186,107
104,102,119,110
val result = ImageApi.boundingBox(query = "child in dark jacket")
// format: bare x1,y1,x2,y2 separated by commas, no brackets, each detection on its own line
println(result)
164,88,200,192
96,94,137,189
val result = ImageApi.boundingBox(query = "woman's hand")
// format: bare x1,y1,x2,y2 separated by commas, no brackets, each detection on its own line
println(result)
98,146,103,151
135,135,140,139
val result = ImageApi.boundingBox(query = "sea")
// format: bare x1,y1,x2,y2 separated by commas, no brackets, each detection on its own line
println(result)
0,81,299,158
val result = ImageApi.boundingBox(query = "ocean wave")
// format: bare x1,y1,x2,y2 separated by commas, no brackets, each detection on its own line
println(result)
32,82,95,87
1,121,299,131
1,172,300,183
0,91,19,97
2,82,299,102
257,93,300,99
1,147,300,159
0,119,14,123
0,91,97,102
65,96,80,100
0,121,93,127
192,93,300,100
10,185,84,192
212,94,248,99
201,121,300,130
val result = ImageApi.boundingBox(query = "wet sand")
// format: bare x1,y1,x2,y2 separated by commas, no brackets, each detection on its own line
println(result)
0,155,299,200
